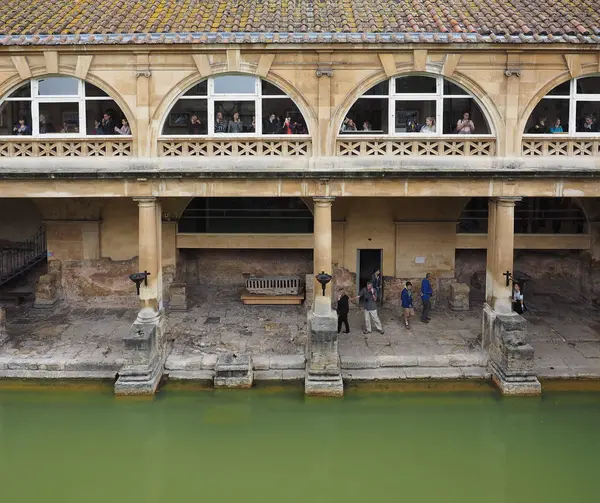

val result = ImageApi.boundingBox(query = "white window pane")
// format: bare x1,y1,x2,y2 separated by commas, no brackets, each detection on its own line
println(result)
37,77,79,96
213,75,255,94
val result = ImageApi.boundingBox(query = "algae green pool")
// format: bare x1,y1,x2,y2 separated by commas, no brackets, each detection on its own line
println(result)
0,386,598,503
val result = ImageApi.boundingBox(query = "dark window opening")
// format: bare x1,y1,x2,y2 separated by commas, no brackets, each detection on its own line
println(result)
457,197,587,234
178,197,314,234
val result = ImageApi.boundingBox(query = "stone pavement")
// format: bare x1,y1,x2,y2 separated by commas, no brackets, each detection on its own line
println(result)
0,293,599,382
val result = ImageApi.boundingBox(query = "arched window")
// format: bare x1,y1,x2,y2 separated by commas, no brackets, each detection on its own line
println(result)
524,76,600,135
178,197,313,234
161,75,309,137
458,198,587,234
340,75,491,136
0,77,130,137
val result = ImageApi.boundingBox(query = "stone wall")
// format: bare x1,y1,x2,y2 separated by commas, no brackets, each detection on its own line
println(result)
455,249,593,301
183,249,313,289
58,258,139,307
0,199,43,243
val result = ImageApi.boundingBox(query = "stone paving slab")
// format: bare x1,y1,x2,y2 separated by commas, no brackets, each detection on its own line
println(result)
1,294,600,382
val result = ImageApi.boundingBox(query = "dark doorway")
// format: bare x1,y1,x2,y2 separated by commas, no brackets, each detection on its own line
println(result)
357,249,382,294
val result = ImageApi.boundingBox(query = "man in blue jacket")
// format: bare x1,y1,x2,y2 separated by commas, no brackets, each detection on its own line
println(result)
420,272,433,323
401,281,414,329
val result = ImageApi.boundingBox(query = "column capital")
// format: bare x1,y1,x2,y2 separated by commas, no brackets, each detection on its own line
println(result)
492,196,522,206
134,197,157,207
313,196,335,206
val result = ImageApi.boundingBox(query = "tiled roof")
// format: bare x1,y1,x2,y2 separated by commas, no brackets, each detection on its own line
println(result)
1,0,599,45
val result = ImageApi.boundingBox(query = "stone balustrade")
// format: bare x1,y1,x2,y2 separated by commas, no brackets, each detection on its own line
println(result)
159,137,312,156
337,136,496,156
0,137,133,157
246,276,303,296
522,136,600,156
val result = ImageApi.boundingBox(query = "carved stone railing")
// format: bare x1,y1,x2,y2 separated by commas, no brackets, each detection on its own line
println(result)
337,136,496,156
0,137,133,157
159,137,312,156
522,137,600,156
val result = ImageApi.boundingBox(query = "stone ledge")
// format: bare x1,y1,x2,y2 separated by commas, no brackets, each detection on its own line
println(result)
167,370,214,381
0,370,117,379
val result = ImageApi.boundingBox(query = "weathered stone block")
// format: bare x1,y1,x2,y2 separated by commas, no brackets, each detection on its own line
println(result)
114,311,166,396
34,265,60,309
449,282,470,311
214,353,253,388
305,300,343,396
487,310,541,396
168,282,188,311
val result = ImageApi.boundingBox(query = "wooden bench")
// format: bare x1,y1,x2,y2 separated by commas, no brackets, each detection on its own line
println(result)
241,276,305,305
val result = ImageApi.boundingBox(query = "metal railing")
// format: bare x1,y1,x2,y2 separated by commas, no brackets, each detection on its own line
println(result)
0,226,47,287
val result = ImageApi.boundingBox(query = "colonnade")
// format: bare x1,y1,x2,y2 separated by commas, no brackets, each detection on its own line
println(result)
130,195,520,318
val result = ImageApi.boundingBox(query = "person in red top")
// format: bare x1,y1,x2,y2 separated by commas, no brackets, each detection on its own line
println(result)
282,117,293,134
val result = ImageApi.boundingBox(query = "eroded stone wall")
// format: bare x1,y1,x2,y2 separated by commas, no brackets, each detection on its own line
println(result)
183,249,313,290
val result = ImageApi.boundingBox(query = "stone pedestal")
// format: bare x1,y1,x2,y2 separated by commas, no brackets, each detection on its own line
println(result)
305,296,343,396
488,311,541,396
449,282,470,311
0,307,7,346
305,274,314,310
114,308,165,395
214,353,253,388
168,282,188,311
34,261,61,309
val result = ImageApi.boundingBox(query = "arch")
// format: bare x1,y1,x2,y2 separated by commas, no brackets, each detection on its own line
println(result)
152,70,317,145
457,197,589,235
330,68,502,149
519,71,600,137
0,73,136,138
178,197,314,234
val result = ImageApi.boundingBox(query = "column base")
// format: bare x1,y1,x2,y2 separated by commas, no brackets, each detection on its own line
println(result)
485,307,541,396
114,355,163,396
490,361,542,396
305,374,344,397
305,297,343,397
114,309,166,396
214,353,254,388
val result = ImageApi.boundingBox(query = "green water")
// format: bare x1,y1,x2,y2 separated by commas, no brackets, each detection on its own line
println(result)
0,386,599,503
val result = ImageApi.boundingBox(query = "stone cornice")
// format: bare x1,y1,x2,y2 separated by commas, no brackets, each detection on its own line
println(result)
1,156,600,180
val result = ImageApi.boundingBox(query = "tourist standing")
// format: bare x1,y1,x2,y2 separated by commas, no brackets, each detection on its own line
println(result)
420,272,433,323
353,281,384,335
336,290,350,334
371,269,382,304
401,281,414,329
512,283,525,314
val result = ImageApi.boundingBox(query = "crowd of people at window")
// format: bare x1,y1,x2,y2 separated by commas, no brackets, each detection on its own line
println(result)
12,110,130,135
188,111,307,135
527,115,599,133
339,112,476,134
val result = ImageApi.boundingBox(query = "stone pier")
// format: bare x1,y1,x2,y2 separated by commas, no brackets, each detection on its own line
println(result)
483,197,540,395
114,197,166,395
305,296,343,396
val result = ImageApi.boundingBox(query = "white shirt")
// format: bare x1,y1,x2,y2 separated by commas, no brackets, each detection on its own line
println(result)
513,291,524,302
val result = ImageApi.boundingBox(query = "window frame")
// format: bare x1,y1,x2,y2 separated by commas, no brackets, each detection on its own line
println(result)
160,75,310,139
0,77,129,138
341,74,493,138
524,76,600,137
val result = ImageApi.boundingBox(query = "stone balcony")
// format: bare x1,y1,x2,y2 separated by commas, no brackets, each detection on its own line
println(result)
0,137,133,157
522,136,600,156
158,136,312,157
336,135,496,156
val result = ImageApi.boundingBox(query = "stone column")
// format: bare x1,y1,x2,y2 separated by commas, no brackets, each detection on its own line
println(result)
490,197,520,314
115,197,165,396
313,196,334,301
135,197,162,316
483,197,540,396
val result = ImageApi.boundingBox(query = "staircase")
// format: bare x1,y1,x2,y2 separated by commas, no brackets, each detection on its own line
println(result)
0,227,47,288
